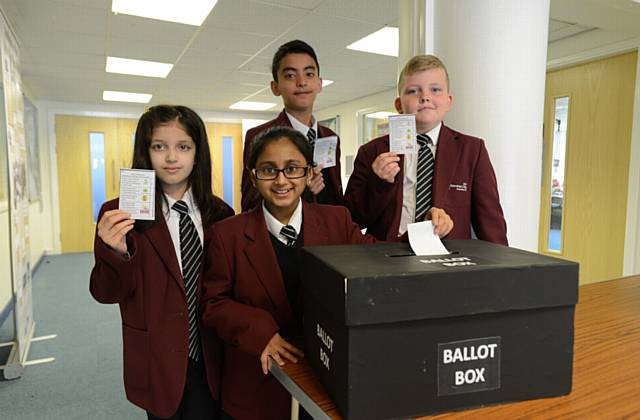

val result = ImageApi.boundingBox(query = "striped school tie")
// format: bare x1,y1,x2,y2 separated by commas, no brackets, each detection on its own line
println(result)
280,225,298,246
307,127,316,150
415,133,435,222
172,200,202,361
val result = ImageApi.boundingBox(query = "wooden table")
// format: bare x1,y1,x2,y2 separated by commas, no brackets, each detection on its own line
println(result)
270,275,640,419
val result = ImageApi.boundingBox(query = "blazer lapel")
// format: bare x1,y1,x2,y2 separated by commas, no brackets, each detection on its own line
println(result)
243,208,294,321
144,217,184,293
276,109,293,128
433,124,462,207
301,202,329,246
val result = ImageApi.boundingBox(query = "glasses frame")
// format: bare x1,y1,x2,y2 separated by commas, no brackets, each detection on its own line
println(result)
252,165,311,180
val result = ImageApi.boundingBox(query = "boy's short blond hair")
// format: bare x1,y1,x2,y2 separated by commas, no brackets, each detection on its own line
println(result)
397,54,450,95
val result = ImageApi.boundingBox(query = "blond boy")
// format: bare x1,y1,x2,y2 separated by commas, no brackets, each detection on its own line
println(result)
344,55,507,244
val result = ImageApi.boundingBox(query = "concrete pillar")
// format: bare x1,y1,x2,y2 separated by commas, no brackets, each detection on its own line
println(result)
398,0,426,73
429,0,550,250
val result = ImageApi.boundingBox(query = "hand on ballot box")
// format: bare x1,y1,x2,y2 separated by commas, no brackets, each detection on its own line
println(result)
261,333,304,374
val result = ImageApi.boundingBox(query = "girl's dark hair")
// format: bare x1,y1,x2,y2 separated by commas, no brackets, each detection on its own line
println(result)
248,126,313,170
131,104,227,230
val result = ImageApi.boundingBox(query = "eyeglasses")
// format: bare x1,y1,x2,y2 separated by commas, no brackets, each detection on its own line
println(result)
253,166,310,180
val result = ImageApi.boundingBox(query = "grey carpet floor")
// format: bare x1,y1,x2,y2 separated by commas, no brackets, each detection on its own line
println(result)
0,253,144,419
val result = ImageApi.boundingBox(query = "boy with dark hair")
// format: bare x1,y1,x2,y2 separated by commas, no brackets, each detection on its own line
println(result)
345,54,508,244
241,40,344,211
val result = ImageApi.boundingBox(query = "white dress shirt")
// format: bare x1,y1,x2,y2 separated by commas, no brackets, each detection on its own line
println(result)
263,199,303,245
286,111,318,139
398,122,442,236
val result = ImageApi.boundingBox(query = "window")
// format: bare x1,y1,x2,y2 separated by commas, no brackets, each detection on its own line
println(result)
547,97,569,252
89,132,106,223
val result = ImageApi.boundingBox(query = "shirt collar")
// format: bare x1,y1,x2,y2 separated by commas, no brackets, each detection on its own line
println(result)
420,122,442,147
165,187,196,213
286,111,317,136
262,199,303,241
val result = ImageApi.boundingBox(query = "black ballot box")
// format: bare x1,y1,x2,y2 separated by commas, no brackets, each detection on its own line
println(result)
301,240,579,420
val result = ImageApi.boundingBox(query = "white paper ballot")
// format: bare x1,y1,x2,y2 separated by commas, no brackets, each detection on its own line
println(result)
313,136,338,168
389,114,417,154
119,169,155,220
407,221,449,256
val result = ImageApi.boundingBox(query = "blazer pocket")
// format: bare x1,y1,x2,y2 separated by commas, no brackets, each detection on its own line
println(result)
445,192,471,208
122,324,149,391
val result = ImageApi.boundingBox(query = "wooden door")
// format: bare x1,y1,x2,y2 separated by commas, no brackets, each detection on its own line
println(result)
205,122,243,213
539,51,637,284
56,115,137,253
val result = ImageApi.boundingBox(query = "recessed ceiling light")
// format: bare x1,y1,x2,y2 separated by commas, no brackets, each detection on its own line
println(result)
229,101,277,111
111,0,218,26
347,27,399,57
103,90,152,103
322,79,334,87
366,111,397,119
106,56,173,78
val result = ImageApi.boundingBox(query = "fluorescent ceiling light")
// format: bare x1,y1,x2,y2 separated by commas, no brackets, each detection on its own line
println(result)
229,101,277,111
347,27,399,57
322,79,334,87
366,111,397,119
103,90,152,103
106,56,173,78
112,0,218,26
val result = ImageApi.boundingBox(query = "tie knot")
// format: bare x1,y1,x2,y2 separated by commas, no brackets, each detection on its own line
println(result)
417,133,432,148
172,200,189,216
307,127,316,143
280,225,298,245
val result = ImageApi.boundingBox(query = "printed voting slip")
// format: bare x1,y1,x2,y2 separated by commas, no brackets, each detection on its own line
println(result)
389,114,417,154
313,136,338,168
119,169,155,220
407,221,449,256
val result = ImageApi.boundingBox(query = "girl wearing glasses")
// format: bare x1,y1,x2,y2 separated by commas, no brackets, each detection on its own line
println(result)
200,127,376,420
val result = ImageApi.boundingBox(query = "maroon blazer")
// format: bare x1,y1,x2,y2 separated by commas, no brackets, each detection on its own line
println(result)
200,202,375,420
344,124,508,245
89,198,233,418
241,109,344,211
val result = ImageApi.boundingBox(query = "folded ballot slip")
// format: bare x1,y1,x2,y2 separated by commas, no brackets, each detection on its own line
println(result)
118,169,155,220
407,221,449,255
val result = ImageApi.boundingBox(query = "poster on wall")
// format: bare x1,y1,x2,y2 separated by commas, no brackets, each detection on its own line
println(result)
1,22,33,365
319,115,340,136
24,96,40,203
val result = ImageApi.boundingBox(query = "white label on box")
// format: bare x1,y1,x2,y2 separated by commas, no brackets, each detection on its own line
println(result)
437,336,501,396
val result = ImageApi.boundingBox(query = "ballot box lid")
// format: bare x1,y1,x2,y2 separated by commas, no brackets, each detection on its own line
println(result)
301,240,579,326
